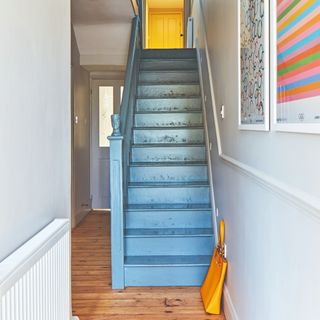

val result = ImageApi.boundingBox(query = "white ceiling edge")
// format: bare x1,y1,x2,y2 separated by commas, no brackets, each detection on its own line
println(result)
89,70,126,79
80,53,128,68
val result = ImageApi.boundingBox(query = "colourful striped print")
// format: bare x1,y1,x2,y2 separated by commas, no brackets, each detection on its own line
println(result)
278,0,310,26
278,0,300,19
278,29,320,58
278,18,320,52
278,59,320,82
278,7,319,43
278,65,320,86
277,0,320,103
278,0,315,27
279,37,318,62
278,1,319,38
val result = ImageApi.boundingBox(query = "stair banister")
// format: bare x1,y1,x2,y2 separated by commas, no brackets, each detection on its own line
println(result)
120,16,140,135
108,16,141,289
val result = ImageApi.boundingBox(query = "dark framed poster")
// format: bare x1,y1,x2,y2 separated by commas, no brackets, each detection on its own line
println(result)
239,0,270,131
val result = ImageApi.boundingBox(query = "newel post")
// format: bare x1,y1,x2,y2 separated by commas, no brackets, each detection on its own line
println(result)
108,114,125,289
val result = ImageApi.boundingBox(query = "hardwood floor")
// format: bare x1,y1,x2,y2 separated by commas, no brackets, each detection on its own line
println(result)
72,211,225,320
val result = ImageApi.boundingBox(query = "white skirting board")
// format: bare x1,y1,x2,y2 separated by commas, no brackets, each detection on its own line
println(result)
0,219,71,320
223,286,239,320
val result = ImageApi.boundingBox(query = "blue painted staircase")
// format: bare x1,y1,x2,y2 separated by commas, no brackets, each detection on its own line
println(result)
122,48,214,286
108,18,214,289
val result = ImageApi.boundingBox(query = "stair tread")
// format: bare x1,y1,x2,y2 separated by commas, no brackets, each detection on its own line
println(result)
139,82,199,86
140,69,198,73
128,181,209,188
141,49,196,56
137,95,200,100
133,126,204,130
134,125,203,129
129,161,207,167
126,209,211,214
132,143,205,148
137,94,201,100
141,58,197,62
125,228,212,237
139,71,198,77
135,110,202,114
138,82,199,86
140,69,198,72
125,255,211,266
126,203,212,210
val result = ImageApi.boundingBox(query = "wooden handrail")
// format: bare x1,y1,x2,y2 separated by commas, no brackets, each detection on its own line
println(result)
108,16,141,289
120,16,140,134
130,0,139,16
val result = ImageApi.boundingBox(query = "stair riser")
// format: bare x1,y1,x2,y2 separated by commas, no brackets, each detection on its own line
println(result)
140,60,198,71
133,128,204,144
130,166,208,183
125,236,214,256
125,210,212,229
135,113,203,128
131,146,206,162
136,98,201,112
128,186,210,205
139,71,199,83
141,49,197,59
125,265,208,286
138,84,200,98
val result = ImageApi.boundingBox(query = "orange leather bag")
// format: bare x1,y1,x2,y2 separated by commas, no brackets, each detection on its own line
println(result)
201,220,227,314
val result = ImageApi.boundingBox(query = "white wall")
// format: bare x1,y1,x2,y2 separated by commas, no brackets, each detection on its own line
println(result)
0,0,71,261
71,27,91,227
191,1,320,319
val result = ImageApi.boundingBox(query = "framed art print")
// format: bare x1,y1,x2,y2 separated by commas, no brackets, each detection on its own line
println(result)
239,0,270,131
271,0,320,134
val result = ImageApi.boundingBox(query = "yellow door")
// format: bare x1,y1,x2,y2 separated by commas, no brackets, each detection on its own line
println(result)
149,13,183,48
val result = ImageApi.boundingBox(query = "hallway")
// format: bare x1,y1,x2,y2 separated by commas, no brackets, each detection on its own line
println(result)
72,212,225,319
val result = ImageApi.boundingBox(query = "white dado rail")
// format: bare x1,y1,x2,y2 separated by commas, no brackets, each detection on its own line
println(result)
195,0,320,221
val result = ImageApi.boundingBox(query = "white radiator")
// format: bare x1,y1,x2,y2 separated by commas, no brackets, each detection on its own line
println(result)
0,219,70,320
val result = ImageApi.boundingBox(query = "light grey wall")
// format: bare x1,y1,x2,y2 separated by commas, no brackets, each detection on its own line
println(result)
192,1,320,319
73,23,132,67
71,27,91,227
0,0,71,261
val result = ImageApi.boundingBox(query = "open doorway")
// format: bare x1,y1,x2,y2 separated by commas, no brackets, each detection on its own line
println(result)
145,0,186,49
90,80,124,210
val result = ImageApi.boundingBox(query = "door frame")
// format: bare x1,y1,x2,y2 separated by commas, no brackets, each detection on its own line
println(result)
143,0,190,49
148,9,184,48
90,79,124,210
183,0,191,47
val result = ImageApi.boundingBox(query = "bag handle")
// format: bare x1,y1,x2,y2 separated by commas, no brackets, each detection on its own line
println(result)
217,220,225,257
219,220,225,246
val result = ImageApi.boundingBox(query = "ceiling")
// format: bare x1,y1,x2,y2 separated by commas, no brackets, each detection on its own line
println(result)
148,0,184,9
72,0,134,68
72,0,134,25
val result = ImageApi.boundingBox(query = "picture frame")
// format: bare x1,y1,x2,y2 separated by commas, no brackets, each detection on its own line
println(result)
238,0,270,131
270,0,320,134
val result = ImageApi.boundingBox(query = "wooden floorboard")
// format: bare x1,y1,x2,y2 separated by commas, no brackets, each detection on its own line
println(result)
72,211,225,320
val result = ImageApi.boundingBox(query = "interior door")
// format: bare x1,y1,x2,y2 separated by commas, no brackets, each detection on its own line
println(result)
91,80,123,209
149,13,183,48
